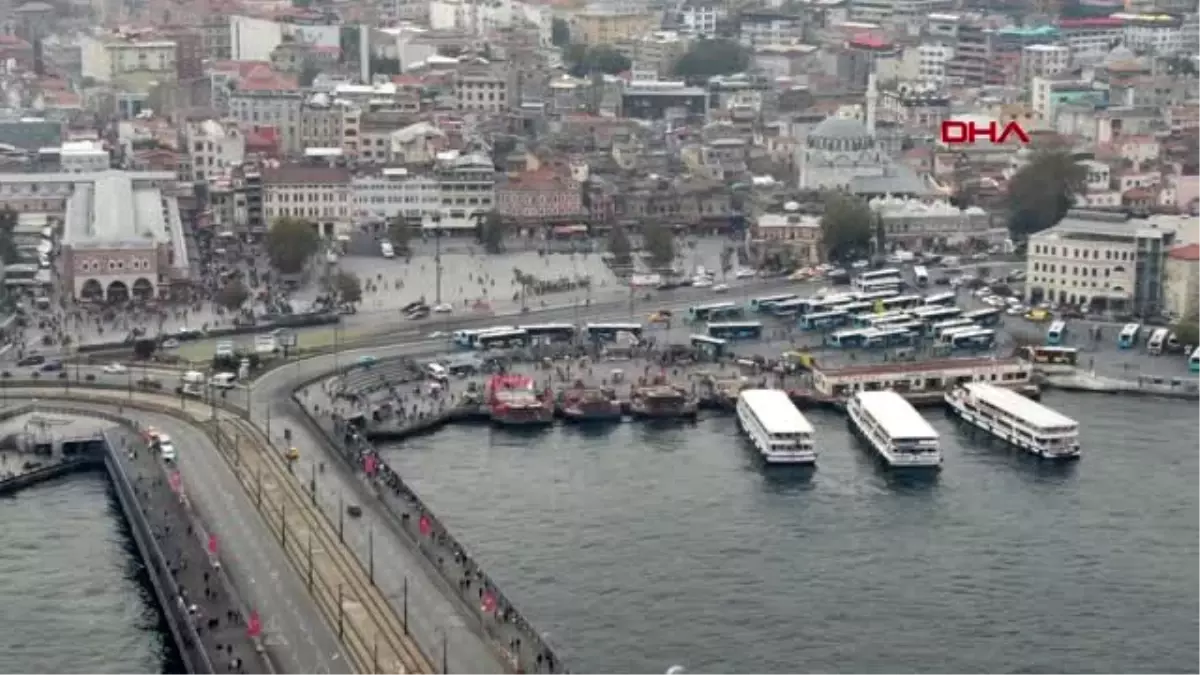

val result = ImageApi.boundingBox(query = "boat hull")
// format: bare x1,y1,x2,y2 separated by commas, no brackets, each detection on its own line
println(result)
562,407,623,423
944,394,1080,460
846,404,941,470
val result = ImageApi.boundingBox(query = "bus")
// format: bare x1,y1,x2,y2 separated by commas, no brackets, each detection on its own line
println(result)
940,325,983,344
691,334,728,358
950,328,997,351
880,294,924,312
854,310,912,328
475,328,529,350
836,301,873,316
854,289,900,303
922,292,956,307
454,327,516,348
800,310,849,330
912,306,962,324
769,298,810,317
1190,346,1200,373
963,307,1003,327
585,323,643,342
1021,345,1079,367
829,328,872,349
888,321,926,336
864,327,915,349
689,302,743,322
751,294,797,312
520,323,577,343
930,318,976,339
707,321,763,340
1045,321,1067,346
810,293,858,311
1146,327,1170,355
913,265,929,287
857,278,902,295
853,268,902,291
1117,323,1141,349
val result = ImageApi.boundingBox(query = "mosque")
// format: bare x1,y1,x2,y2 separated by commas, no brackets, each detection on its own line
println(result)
796,75,932,197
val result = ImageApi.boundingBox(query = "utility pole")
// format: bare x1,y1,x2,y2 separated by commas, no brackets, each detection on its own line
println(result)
434,214,443,305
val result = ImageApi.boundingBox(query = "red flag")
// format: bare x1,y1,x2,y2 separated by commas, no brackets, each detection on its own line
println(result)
168,471,182,493
364,454,377,476
481,590,497,614
418,514,432,536
247,611,262,639
207,534,219,557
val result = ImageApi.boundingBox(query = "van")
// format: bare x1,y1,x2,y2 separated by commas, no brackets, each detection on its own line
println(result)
209,372,237,389
380,241,395,259
425,363,449,381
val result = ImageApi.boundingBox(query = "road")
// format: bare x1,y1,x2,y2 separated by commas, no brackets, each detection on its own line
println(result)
15,394,351,674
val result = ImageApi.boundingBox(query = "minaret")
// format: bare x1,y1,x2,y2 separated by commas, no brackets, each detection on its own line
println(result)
866,72,878,136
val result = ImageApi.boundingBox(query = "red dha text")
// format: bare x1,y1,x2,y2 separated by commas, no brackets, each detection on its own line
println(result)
940,120,1031,145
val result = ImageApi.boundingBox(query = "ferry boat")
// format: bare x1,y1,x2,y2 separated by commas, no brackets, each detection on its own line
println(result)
735,389,816,465
846,391,942,469
944,382,1080,459
561,386,623,423
486,374,554,426
630,384,698,420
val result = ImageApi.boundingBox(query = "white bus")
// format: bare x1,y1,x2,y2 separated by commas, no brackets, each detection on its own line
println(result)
853,268,902,291
913,265,929,287
1118,323,1141,349
1146,327,1170,355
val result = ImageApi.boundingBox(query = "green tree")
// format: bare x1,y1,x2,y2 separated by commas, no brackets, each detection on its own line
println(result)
551,18,570,46
335,270,363,304
387,216,411,253
565,44,631,76
0,207,19,265
820,192,873,263
266,217,320,274
671,39,750,80
216,279,250,311
475,212,505,254
607,224,633,269
1173,315,1199,346
642,223,675,268
1007,151,1086,240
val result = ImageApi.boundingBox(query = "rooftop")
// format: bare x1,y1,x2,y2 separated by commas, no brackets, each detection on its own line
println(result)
62,171,186,264
854,391,938,440
1168,243,1199,262
818,357,1026,378
262,165,351,184
1035,210,1177,241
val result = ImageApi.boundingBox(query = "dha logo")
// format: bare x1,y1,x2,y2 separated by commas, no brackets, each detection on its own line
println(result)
940,120,1031,145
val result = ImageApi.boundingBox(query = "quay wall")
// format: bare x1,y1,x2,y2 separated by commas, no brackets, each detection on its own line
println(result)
289,392,569,674
0,455,102,496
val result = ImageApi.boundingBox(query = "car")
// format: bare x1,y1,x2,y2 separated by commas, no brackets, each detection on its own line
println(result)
850,259,870,270
161,338,180,349
17,354,45,367
102,363,128,374
41,360,63,372
712,284,730,293
734,268,757,279
692,278,713,288
159,437,177,462
1005,306,1023,316
433,303,453,313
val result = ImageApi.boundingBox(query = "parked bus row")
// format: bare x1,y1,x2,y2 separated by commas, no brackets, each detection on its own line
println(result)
452,322,646,350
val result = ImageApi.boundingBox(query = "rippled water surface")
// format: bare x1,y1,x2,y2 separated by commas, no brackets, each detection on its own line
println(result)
383,394,1199,673
0,474,174,674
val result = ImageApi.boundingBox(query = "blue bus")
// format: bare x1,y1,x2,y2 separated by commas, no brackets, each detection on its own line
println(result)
691,334,729,357
585,322,643,342
880,294,924,312
801,310,849,330
864,327,915,349
689,302,743,322
807,294,858,314
930,318,976,339
939,325,983,344
836,301,873,316
922,292,956,307
1117,323,1141,349
1046,320,1066,346
963,307,1003,327
475,328,530,350
769,298,810,317
854,310,912,328
751,294,797,312
950,328,997,351
520,323,577,343
912,306,963,324
1190,346,1200,373
828,328,872,348
707,321,763,340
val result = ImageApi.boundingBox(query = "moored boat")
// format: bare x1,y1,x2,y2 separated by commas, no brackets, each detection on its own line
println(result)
630,385,698,420
944,382,1080,459
561,386,623,423
735,389,817,465
487,374,554,426
846,390,942,469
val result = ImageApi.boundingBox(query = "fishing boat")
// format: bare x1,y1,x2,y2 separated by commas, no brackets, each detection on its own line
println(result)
629,382,698,420
561,386,623,423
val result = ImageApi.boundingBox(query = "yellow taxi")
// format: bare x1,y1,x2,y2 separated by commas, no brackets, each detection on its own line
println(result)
648,310,673,324
1025,308,1052,322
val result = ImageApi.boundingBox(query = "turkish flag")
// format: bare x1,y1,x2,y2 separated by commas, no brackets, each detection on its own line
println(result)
418,514,432,536
168,471,182,493
364,454,377,476
481,590,497,614
247,611,262,639
207,534,219,557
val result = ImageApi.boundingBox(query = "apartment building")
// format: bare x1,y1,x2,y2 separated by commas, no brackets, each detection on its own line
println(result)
352,168,441,221
496,167,584,223
81,33,177,84
454,59,515,113
1025,210,1176,314
738,11,805,48
678,0,722,37
262,164,352,237
185,120,246,182
226,67,304,155
1056,17,1124,64
571,5,659,45
432,151,494,231
1020,44,1070,89
1164,243,1199,319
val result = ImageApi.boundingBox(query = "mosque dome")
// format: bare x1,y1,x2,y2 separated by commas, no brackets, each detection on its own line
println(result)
806,117,875,152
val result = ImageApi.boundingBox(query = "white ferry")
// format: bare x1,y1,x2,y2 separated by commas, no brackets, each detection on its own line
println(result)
944,382,1080,459
735,389,817,465
846,391,942,469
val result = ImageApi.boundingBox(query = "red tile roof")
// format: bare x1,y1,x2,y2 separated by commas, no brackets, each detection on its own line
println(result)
1168,243,1199,262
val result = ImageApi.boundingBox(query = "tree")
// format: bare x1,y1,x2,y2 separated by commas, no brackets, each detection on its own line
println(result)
334,270,363,304
642,223,675,268
0,207,19,265
1007,151,1086,240
551,18,570,46
475,212,505,254
1173,315,1199,347
216,279,250,311
820,193,873,263
387,216,411,253
266,217,321,274
671,39,750,80
607,224,633,269
564,44,631,77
